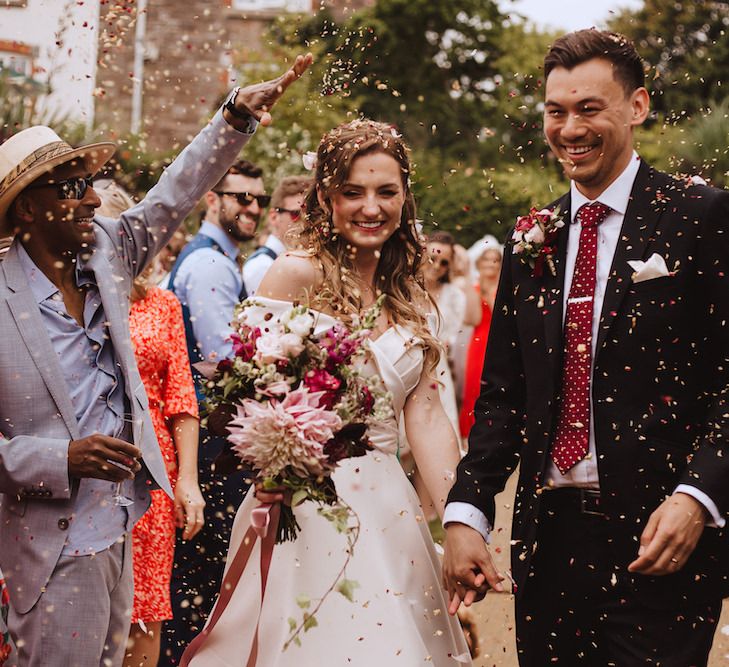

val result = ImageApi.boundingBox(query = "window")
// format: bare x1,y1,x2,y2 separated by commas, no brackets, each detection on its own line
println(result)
232,0,309,11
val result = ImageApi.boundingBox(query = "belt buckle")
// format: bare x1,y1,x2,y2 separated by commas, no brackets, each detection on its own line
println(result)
579,489,603,516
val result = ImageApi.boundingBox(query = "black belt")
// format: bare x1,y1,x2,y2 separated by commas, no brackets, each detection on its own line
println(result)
541,488,605,517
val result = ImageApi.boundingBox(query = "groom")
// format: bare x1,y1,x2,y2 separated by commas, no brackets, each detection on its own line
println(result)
443,29,729,666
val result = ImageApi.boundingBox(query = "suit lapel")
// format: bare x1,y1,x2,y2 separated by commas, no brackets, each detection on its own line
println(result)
542,193,572,385
595,162,667,355
84,249,135,396
3,253,80,439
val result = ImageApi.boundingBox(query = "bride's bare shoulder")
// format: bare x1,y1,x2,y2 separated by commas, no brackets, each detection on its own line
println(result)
256,250,323,301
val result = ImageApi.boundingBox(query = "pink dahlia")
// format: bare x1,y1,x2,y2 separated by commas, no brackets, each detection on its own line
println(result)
226,386,343,478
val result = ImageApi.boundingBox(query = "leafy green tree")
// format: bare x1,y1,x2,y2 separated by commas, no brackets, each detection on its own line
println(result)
413,151,562,246
281,0,510,156
674,97,729,187
609,0,729,119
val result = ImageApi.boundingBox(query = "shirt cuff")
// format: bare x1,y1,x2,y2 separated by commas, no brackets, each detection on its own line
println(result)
443,502,492,542
675,484,725,528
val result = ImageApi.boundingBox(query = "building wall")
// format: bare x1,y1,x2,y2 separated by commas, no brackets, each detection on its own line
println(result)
0,0,98,126
94,0,373,151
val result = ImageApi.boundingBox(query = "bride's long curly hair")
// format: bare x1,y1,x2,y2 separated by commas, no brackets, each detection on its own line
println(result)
293,119,440,374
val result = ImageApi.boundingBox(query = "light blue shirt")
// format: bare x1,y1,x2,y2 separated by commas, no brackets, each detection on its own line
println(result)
171,221,242,360
243,234,284,296
17,244,131,556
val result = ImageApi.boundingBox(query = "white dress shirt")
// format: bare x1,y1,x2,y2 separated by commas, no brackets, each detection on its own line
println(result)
444,153,723,536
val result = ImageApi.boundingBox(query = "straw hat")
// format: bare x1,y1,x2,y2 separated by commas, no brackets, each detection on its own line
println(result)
0,126,115,235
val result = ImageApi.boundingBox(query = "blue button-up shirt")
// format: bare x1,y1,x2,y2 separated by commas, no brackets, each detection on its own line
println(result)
170,221,242,360
17,244,130,556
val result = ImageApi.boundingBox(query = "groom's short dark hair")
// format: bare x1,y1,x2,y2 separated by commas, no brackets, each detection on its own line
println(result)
544,29,646,96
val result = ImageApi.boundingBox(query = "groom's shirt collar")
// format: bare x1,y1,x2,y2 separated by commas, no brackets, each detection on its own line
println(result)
569,151,641,223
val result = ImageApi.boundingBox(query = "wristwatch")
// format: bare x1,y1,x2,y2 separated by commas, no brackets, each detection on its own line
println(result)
224,87,257,132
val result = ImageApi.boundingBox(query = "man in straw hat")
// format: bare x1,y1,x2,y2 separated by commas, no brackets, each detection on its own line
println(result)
0,54,312,666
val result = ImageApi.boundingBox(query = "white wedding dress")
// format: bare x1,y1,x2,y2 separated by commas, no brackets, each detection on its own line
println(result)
188,297,471,666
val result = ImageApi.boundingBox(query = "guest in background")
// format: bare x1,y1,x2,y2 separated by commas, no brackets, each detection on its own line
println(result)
97,182,205,667
422,231,481,438
449,243,482,406
163,159,267,664
243,175,311,295
459,244,502,437
156,229,190,289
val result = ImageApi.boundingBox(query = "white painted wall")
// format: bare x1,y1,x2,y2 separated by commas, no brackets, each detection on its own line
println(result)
0,0,100,127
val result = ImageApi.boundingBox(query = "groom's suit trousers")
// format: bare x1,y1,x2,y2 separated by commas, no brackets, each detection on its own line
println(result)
515,488,720,667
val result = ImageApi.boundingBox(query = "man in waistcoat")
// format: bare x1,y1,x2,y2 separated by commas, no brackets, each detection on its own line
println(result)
162,160,268,664
242,174,311,295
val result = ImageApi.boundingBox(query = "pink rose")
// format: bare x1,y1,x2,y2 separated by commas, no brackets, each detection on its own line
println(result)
255,333,288,363
515,216,535,233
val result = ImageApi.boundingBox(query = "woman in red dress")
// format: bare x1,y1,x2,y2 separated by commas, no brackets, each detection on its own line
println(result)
126,279,205,667
96,182,204,667
459,246,503,438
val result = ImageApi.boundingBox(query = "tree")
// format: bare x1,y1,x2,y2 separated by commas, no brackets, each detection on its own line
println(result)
609,0,729,119
283,0,510,156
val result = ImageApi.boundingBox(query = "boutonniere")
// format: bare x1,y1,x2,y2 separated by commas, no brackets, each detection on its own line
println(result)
512,207,565,277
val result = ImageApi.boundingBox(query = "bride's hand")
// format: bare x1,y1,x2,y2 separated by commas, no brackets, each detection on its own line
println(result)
254,483,291,505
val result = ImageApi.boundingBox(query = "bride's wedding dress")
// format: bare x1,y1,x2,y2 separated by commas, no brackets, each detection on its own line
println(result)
187,297,471,666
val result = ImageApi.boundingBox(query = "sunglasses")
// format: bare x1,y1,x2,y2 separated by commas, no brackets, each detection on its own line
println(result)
275,207,302,221
429,256,450,268
28,176,94,200
215,191,271,208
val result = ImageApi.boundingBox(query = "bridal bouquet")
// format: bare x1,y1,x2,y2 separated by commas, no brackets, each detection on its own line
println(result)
201,298,393,544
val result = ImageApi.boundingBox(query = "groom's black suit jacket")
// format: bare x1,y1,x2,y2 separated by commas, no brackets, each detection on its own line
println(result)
448,161,729,608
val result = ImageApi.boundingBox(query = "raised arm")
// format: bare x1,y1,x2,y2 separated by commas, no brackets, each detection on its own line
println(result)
102,54,314,278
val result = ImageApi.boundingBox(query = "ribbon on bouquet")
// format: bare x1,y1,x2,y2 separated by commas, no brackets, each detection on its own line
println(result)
180,502,281,667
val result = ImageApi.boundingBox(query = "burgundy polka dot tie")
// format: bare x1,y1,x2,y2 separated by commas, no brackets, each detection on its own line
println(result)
551,202,611,474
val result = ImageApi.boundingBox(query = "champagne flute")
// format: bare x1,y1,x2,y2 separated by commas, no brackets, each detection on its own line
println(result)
110,413,138,507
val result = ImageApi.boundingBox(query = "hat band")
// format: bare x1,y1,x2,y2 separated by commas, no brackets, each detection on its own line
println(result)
0,140,75,194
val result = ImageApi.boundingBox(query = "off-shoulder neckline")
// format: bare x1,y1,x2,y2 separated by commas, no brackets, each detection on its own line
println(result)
246,296,415,344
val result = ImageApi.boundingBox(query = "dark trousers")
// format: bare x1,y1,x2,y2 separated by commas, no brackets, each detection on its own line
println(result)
515,489,721,667
159,433,251,666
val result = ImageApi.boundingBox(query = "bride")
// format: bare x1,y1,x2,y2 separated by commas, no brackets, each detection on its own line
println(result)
184,119,471,666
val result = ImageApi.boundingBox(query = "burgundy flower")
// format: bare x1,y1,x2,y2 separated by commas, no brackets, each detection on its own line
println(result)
217,358,234,373
304,369,342,409
318,324,361,369
231,326,261,361
323,423,370,463
361,386,375,414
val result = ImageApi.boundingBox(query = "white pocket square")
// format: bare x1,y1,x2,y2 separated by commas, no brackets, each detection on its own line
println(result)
628,253,671,283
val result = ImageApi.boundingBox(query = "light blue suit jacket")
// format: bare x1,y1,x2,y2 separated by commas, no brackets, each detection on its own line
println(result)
0,110,250,614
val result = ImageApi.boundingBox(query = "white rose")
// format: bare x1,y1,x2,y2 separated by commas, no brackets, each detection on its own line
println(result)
524,224,545,245
285,312,315,338
279,332,305,356
255,333,287,363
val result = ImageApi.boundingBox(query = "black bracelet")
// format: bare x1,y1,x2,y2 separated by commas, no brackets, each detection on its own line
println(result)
224,87,253,121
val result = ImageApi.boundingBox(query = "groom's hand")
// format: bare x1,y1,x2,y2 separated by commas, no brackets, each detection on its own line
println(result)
628,492,707,576
442,523,504,615
225,53,314,129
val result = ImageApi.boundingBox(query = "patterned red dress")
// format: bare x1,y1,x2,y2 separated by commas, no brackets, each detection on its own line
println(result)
0,567,14,666
129,287,199,623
